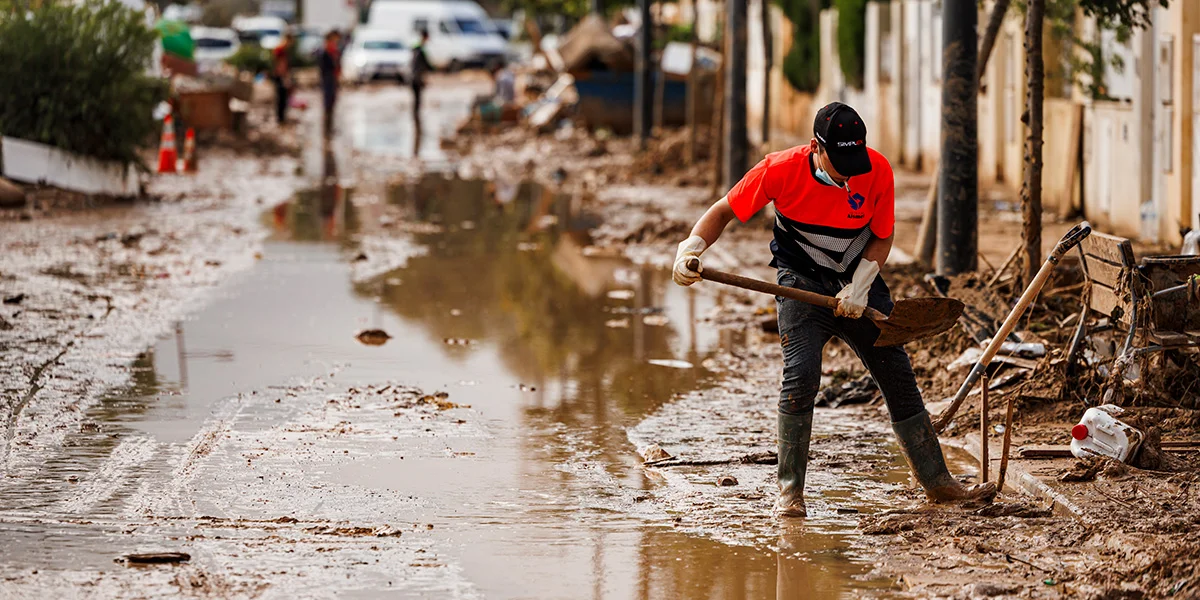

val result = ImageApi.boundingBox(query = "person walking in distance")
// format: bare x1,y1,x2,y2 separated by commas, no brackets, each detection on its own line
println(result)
410,29,432,127
318,29,342,134
271,31,295,125
672,102,997,518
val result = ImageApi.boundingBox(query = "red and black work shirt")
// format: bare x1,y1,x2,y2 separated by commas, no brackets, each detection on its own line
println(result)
726,145,895,278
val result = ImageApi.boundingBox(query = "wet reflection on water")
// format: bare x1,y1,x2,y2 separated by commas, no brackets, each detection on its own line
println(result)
0,148,903,597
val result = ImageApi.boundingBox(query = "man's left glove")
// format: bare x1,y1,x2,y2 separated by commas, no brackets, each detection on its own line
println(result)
834,259,880,318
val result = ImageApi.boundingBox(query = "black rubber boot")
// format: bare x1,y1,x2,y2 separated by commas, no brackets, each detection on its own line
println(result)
776,410,813,518
892,410,997,504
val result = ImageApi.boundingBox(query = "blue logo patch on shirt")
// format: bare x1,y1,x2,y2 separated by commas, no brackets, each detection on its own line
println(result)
847,192,866,210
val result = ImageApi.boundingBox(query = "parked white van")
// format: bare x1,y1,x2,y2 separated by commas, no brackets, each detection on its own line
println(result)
366,0,508,70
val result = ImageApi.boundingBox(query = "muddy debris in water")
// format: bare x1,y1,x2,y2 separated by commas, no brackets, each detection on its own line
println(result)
605,318,629,328
119,552,191,565
305,525,403,537
3,293,24,304
443,338,474,346
356,329,392,346
715,474,738,487
516,383,537,392
606,289,634,300
415,392,467,411
638,444,673,463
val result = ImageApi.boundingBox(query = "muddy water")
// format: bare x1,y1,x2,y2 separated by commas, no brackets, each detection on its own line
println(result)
0,107,929,597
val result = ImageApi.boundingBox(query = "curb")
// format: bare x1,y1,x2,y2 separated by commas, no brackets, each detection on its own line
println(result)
946,434,1088,520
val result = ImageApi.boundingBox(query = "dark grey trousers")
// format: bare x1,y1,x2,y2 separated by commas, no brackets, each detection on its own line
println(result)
774,267,925,421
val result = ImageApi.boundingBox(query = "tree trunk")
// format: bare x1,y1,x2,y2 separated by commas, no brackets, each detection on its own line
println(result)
636,0,653,148
761,0,773,148
937,0,979,275
688,18,699,164
976,0,1012,86
917,0,1014,268
724,0,749,189
1020,0,1045,286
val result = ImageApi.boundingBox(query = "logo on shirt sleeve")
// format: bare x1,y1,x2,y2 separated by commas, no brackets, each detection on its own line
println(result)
847,192,866,210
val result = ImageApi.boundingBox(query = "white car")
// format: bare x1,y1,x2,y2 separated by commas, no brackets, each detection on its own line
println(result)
341,29,412,84
232,15,288,49
366,0,508,70
191,26,240,73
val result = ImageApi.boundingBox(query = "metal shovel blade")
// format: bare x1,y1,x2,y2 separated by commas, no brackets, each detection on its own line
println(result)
872,297,965,347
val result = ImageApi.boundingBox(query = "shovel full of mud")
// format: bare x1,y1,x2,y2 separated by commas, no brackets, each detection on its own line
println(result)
686,259,963,347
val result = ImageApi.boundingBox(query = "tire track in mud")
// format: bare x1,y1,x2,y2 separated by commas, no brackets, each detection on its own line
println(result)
55,434,158,515
0,154,301,484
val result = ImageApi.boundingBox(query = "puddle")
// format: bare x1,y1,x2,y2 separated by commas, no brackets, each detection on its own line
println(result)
0,160,922,596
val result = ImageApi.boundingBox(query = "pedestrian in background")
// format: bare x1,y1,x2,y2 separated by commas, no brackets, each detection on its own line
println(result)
410,29,431,127
318,29,342,135
271,31,295,125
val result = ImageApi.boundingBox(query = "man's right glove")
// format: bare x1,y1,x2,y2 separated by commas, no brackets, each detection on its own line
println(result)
672,235,707,286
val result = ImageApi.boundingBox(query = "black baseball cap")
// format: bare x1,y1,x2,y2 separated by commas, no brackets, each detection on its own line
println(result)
813,102,872,177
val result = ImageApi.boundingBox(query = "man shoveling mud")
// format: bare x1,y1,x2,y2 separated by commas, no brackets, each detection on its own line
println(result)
672,102,996,517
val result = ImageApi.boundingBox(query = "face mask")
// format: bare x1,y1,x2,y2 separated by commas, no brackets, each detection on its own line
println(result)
813,150,846,188
814,165,842,188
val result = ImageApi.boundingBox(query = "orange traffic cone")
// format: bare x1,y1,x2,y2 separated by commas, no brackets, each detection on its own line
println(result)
157,115,178,174
182,128,197,173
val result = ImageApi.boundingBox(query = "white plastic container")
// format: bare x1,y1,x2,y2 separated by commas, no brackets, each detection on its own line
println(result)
1070,404,1144,462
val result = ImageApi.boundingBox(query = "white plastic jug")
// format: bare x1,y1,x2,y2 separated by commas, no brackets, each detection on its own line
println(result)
1070,404,1144,463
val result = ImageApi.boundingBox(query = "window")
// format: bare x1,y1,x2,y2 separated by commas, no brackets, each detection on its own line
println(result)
196,38,234,49
455,18,488,35
413,18,429,35
439,20,454,34
363,40,404,50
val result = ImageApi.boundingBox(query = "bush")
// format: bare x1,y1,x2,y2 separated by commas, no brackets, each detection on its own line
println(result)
776,0,827,92
834,0,866,89
226,43,272,74
227,42,315,74
0,0,168,165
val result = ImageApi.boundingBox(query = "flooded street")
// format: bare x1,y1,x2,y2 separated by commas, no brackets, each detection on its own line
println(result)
0,85,946,598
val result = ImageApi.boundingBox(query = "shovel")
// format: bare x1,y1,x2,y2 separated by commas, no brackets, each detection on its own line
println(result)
685,258,964,347
931,221,1093,433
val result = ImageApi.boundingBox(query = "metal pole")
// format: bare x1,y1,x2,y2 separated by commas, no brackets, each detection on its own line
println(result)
936,0,978,275
724,0,749,189
636,0,653,147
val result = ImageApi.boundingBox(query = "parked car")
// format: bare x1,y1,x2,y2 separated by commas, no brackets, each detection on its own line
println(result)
191,26,240,73
366,0,508,70
232,15,287,49
341,28,412,84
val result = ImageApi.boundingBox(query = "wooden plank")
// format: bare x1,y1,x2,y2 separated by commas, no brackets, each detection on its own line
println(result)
1018,443,1200,459
1082,258,1126,290
1089,282,1130,322
1081,231,1135,267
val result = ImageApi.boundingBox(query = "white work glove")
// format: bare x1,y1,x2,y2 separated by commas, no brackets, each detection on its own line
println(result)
834,259,880,318
672,235,707,286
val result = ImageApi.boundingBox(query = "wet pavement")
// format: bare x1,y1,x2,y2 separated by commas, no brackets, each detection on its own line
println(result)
0,84,950,598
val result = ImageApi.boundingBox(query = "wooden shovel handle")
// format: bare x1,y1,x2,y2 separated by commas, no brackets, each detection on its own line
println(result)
686,259,887,321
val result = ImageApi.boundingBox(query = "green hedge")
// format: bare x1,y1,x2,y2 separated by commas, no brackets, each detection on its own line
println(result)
834,0,866,89
0,0,168,165
775,0,828,92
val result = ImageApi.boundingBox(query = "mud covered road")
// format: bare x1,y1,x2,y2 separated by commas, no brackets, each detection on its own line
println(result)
3,79,1186,600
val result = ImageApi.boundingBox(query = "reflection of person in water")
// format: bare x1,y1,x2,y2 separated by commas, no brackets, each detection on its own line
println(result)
320,141,342,239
